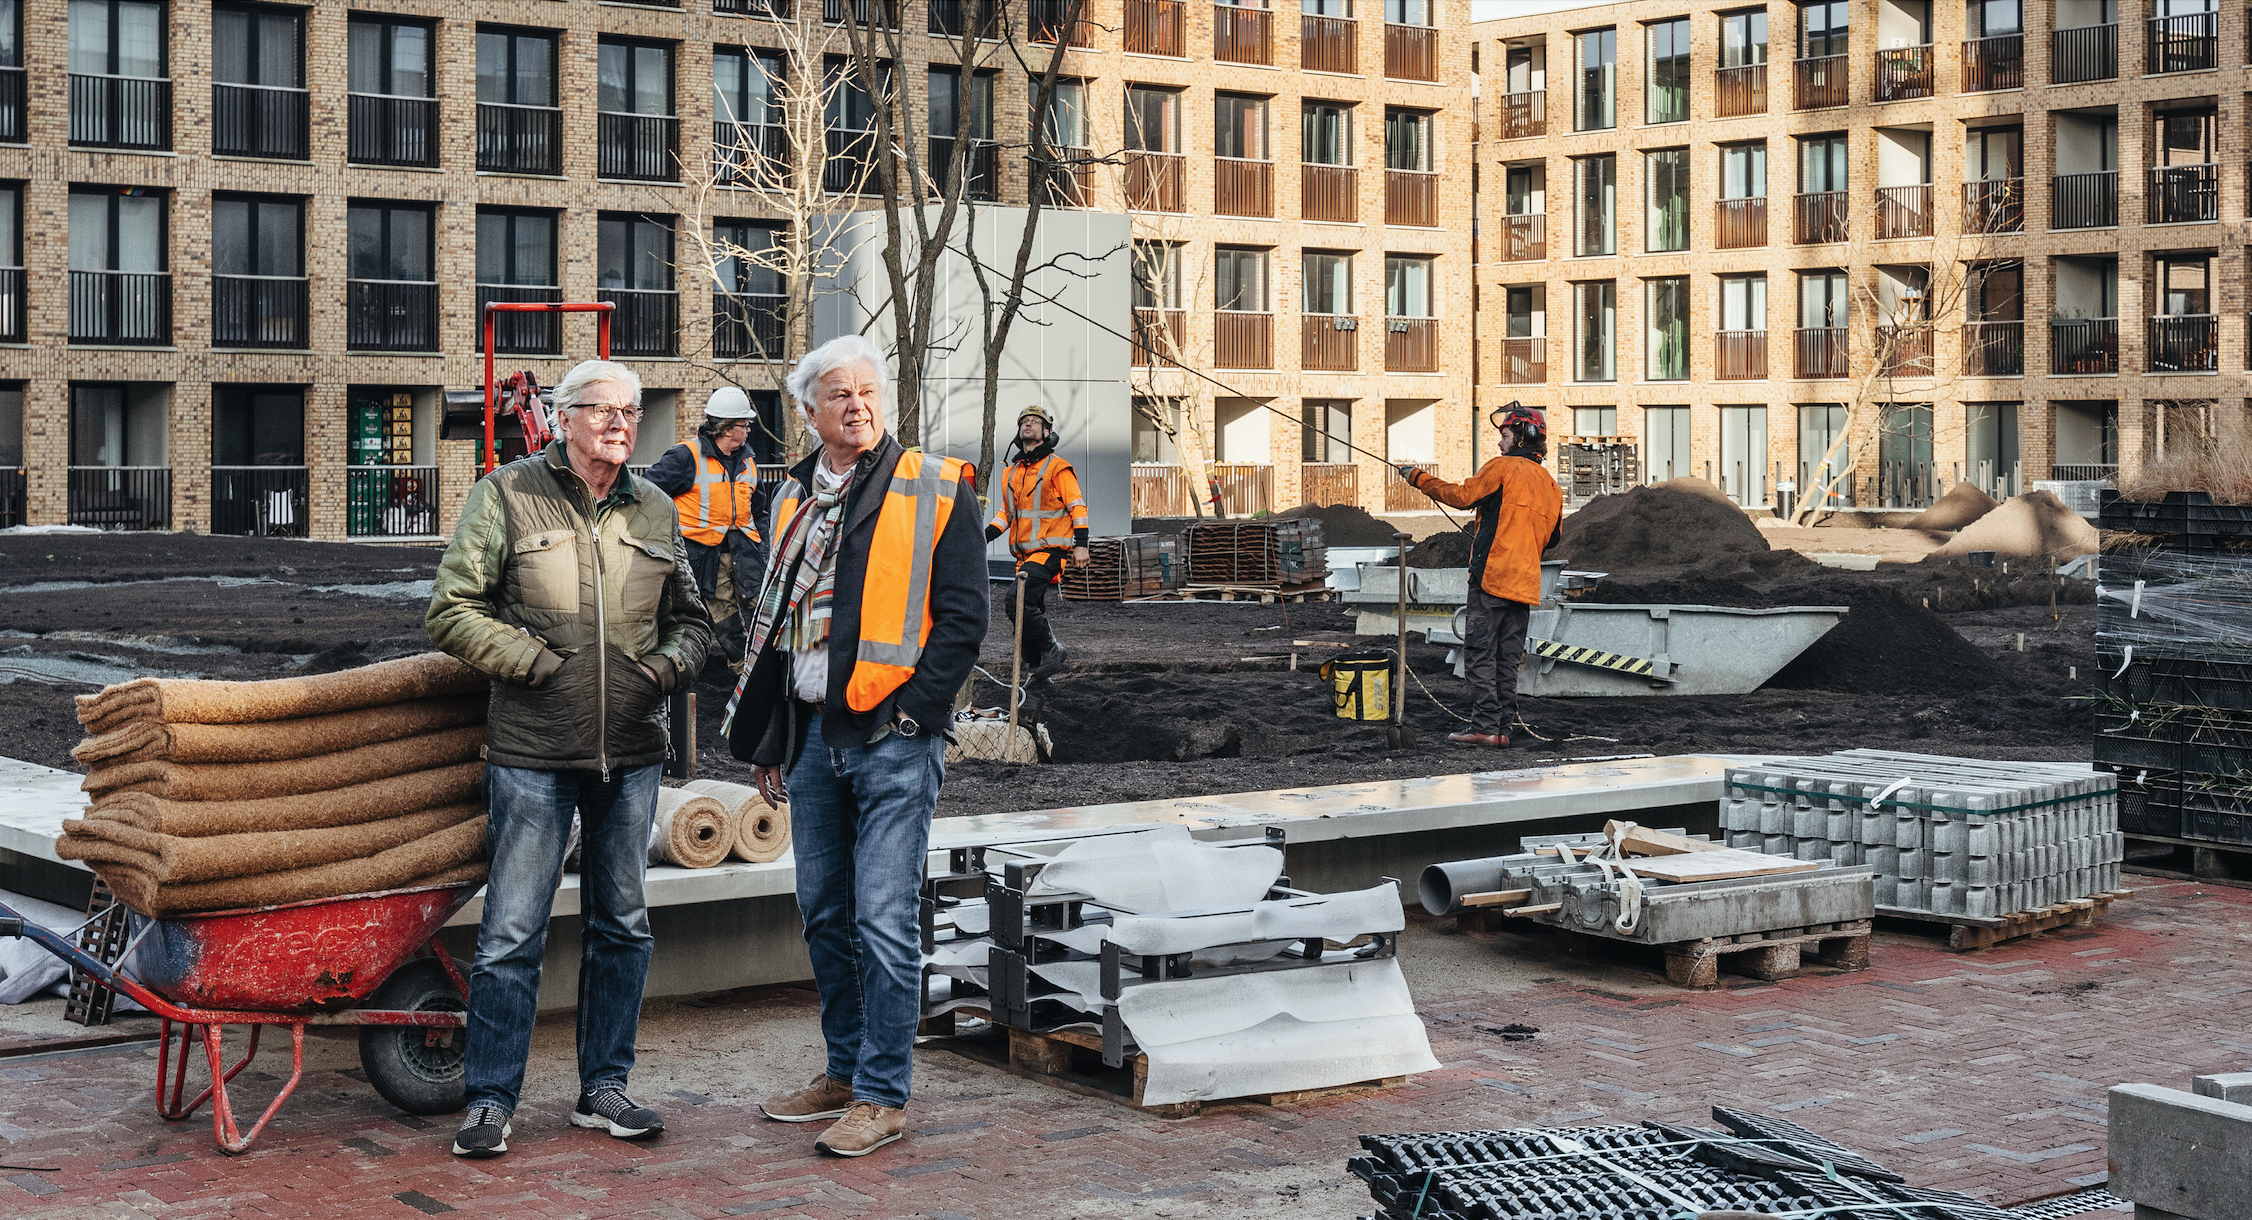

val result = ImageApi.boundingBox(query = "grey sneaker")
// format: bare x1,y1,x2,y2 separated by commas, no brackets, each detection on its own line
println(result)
571,1085,664,1140
451,1103,511,1158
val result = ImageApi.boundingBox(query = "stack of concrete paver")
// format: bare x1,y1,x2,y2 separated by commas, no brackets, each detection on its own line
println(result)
1721,750,2121,921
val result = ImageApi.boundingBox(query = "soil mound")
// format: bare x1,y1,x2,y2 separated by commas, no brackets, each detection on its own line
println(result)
1269,502,1400,546
1915,481,1999,533
1557,482,1769,570
1407,530,1476,568
1929,491,2098,562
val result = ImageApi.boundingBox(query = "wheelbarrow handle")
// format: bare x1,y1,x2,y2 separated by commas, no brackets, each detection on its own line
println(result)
0,898,182,1021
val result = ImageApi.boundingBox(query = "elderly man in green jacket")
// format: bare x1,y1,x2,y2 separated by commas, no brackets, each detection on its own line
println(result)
426,359,712,1160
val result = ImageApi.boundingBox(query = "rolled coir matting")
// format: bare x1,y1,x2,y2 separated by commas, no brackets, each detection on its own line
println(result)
646,787,735,870
75,651,485,735
684,779,792,864
81,761,485,838
92,815,490,918
57,803,483,884
81,724,488,802
72,696,488,767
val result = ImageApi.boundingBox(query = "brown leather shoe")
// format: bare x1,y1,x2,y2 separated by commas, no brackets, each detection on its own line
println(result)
759,1074,854,1124
814,1100,906,1157
1446,730,1506,747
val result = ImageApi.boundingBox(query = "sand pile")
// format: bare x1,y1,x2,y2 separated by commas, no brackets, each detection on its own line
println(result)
1268,502,1401,546
1915,482,1999,533
1407,530,1476,568
1930,491,2098,562
1557,480,1770,570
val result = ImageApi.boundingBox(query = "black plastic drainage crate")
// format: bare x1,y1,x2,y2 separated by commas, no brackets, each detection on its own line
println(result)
2099,489,2252,548
2096,656,2252,711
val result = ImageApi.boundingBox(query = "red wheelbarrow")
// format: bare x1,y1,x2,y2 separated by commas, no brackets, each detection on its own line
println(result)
0,882,478,1154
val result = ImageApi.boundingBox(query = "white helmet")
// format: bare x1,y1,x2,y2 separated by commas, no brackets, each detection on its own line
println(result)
704,386,753,421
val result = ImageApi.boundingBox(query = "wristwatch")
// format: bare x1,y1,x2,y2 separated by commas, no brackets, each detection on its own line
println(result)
895,714,923,738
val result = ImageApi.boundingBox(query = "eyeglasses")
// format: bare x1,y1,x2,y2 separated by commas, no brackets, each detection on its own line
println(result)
574,403,645,425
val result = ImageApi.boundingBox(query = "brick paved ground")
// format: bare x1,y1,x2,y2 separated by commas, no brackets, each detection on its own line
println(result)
0,876,2239,1219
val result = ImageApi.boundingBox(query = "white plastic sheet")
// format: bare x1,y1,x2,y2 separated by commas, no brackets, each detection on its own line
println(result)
1024,825,1282,914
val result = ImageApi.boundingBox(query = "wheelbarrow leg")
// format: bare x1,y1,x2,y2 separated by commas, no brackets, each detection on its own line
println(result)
156,1019,201,1120
203,1023,304,1155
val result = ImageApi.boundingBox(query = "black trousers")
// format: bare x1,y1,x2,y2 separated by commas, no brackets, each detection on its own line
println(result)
1461,589,1532,735
686,531,766,661
1007,549,1066,656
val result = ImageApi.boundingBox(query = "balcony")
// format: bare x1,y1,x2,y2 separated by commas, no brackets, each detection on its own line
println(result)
213,83,309,159
2051,23,2115,82
1875,185,1932,239
1300,462,1356,508
1874,46,1933,101
349,94,439,168
1500,336,1545,383
824,129,878,195
928,0,996,36
1961,33,2022,92
0,66,23,142
0,266,21,343
717,123,790,189
1715,63,1766,116
1030,0,1096,45
1037,148,1094,206
2147,164,2218,224
600,289,678,357
1214,3,1271,64
478,103,562,175
2149,314,2217,373
1125,0,1185,55
1301,163,1357,223
1501,212,1544,260
1963,320,2023,376
1385,317,1436,372
2050,317,2117,374
1125,151,1185,211
1214,310,1271,369
477,285,563,354
714,292,786,359
1794,191,1847,244
1385,168,1437,226
68,270,169,345
1715,197,1766,248
1132,307,1186,366
0,467,21,528
1384,23,1437,81
213,276,308,349
2147,12,2217,74
1130,462,1271,516
928,137,1000,201
69,466,169,530
69,74,170,150
1962,178,2023,233
1497,90,1543,138
346,466,441,539
1302,313,1357,371
599,113,679,181
715,0,791,14
211,466,308,538
1793,55,1846,109
2052,170,2117,228
1795,327,1846,378
1302,14,1355,73
1716,330,1767,379
347,280,439,352
1385,464,1438,512
1214,157,1272,217
822,0,897,24
1875,324,1933,376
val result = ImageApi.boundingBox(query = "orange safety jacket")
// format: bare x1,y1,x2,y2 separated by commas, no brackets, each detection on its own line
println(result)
769,449,969,713
671,441,763,547
987,453,1088,564
1406,456,1563,606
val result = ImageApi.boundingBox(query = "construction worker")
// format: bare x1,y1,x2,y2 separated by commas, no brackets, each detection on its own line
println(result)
644,387,770,667
1393,403,1563,748
986,405,1088,675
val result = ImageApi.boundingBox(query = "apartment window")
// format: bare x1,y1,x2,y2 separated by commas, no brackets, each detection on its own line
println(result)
1722,9,1768,65
1718,405,1768,504
713,47,783,127
214,2,306,158
1303,100,1352,164
1799,269,1846,326
348,202,432,284
1216,93,1267,158
599,38,677,182
1574,406,1617,436
346,201,435,352
478,28,554,107
1125,84,1180,152
69,0,169,150
348,17,435,168
2155,253,2209,315
0,0,18,143
68,187,167,345
1384,0,1428,24
1647,276,1688,380
1573,280,1616,381
928,67,996,199
1044,78,1088,148
1799,133,1846,191
1646,148,1688,251
1383,107,1430,170
1505,284,1539,335
1799,0,1847,55
1385,255,1432,317
712,218,785,363
1302,400,1351,462
213,194,304,348
0,185,18,344
1720,273,1767,329
598,213,675,357
1038,78,1090,204
477,28,559,175
477,209,560,353
1303,250,1352,313
1574,154,1615,256
213,386,302,468
1645,404,1691,480
1133,239,1183,309
1646,17,1688,124
1575,27,1616,130
1722,141,1766,197
1217,246,1269,311
1505,164,1541,215
822,56,891,194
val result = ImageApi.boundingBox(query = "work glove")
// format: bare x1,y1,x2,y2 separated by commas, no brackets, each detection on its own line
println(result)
1072,545,1090,566
1395,464,1422,485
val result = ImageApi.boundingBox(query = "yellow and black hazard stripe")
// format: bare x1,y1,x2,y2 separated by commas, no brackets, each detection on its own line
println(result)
1525,638,1676,683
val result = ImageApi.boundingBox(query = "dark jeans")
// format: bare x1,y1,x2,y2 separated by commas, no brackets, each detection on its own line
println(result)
464,763,660,1115
1006,549,1065,657
1462,589,1532,735
786,716,946,1109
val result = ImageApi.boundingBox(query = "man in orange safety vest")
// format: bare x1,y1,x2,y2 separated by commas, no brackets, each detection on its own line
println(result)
985,405,1087,675
644,386,770,667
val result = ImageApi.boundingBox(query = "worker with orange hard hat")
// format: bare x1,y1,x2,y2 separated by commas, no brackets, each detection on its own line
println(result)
985,405,1087,676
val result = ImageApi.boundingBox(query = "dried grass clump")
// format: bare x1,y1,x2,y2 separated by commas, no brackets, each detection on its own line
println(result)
2116,411,2252,505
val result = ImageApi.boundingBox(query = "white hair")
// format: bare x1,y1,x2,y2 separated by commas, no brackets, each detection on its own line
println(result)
552,360,644,412
784,335,889,420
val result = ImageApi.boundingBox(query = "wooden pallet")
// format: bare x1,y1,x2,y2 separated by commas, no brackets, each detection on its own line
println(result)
1455,909,1871,990
1876,889,2131,951
1128,582,1335,604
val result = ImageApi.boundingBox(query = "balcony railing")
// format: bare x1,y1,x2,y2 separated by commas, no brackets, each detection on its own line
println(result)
213,275,308,349
1794,55,1846,109
1716,63,1767,116
1500,336,1545,383
1963,320,2023,376
1875,323,1933,376
213,82,308,159
717,122,790,189
1125,151,1185,211
1385,463,1438,512
715,0,792,14
599,112,679,181
1299,462,1356,508
477,285,563,354
2147,163,2218,224
1795,327,1846,378
2149,314,2217,373
2052,23,2116,82
928,137,1000,201
1502,212,1544,260
1214,310,1272,369
1962,33,2023,91
1715,197,1766,248
1030,0,1096,45
1962,178,2022,233
1214,157,1272,217
824,128,878,195
600,289,678,357
0,267,22,344
346,466,441,538
212,466,308,538
2050,463,2117,481
714,292,786,359
1386,168,1437,226
822,0,897,24
2050,317,2117,374
2147,12,2217,74
1875,184,1932,239
1716,330,1767,379
2052,170,2117,228
1302,14,1356,73
1037,148,1095,206
928,0,997,36
1130,462,1271,517
349,94,439,168
1301,163,1357,222
1874,46,1933,101
1125,0,1185,55
69,466,170,530
1385,317,1436,372
0,467,22,528
69,74,170,150
0,66,25,143
1498,90,1543,138
1794,191,1847,243
1385,23,1437,81
1302,313,1357,371
347,280,439,352
478,103,562,175
1132,307,1186,366
69,270,169,345
1214,3,1271,64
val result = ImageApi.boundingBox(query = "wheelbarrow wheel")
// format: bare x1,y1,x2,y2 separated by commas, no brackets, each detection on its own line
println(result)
358,958,468,1116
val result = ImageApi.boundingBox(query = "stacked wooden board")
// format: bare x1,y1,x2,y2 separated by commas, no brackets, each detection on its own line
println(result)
1059,533,1181,601
1182,518,1328,589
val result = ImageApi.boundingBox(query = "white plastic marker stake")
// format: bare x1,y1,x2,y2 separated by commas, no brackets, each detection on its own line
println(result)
2130,579,2145,618
1867,775,1914,813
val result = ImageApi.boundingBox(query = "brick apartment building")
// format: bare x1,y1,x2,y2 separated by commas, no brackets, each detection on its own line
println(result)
1469,0,2247,511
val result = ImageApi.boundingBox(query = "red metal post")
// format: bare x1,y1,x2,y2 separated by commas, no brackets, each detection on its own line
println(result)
481,301,619,476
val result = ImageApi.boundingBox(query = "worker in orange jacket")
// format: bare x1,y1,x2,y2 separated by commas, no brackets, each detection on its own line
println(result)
986,405,1087,675
644,387,769,667
1394,403,1563,748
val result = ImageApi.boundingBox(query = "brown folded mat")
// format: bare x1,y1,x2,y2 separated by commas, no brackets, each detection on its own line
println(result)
90,816,490,917
83,762,485,838
59,803,483,884
647,787,735,870
82,724,488,802
76,651,486,734
684,779,792,864
73,695,488,767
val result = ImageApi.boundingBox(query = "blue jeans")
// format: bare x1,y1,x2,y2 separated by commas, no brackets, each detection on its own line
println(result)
787,719,945,1109
464,763,661,1115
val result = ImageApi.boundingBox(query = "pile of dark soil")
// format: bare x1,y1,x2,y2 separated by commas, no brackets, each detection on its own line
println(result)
1268,502,1402,547
1407,530,1476,568
1555,482,1773,571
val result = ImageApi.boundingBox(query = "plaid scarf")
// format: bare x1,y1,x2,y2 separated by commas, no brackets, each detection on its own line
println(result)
723,468,848,734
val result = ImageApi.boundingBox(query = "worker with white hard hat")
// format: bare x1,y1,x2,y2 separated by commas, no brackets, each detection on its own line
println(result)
643,386,772,668
985,404,1087,676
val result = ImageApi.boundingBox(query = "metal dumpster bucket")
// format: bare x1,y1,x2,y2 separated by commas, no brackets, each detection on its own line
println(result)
1510,603,1847,697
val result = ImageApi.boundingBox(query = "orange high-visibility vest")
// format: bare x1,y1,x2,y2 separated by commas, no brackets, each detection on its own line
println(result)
672,442,763,547
770,449,968,713
986,453,1087,561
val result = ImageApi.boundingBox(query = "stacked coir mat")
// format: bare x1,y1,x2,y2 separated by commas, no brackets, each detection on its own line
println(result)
57,653,493,917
